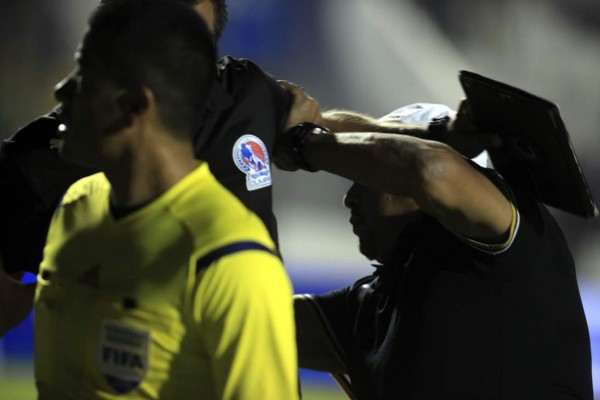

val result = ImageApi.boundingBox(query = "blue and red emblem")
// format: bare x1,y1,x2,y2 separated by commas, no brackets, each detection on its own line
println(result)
232,134,272,191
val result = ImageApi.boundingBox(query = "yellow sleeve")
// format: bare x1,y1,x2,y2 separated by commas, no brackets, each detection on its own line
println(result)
194,250,298,400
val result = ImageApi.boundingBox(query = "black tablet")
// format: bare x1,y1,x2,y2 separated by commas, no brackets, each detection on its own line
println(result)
459,70,598,219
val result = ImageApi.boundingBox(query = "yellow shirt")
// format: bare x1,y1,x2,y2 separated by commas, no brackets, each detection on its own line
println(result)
34,163,298,399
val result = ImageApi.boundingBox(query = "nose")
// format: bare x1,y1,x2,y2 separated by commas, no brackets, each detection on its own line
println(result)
54,71,78,103
343,184,359,209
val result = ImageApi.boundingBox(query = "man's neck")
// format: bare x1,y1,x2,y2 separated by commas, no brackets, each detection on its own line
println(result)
105,139,199,207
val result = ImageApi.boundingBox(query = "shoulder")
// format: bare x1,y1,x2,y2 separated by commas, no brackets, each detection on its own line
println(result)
217,56,267,89
217,56,289,100
60,172,109,208
201,249,287,294
510,184,567,244
217,56,264,76
455,163,568,255
194,247,291,325
169,165,275,253
192,241,290,329
453,163,520,254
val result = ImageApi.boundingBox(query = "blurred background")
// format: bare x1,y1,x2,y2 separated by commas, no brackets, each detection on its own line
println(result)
1,0,599,398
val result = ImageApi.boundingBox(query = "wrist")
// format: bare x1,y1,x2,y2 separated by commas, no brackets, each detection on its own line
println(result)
288,122,331,172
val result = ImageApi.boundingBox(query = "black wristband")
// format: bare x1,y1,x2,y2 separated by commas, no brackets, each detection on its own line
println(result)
289,122,331,172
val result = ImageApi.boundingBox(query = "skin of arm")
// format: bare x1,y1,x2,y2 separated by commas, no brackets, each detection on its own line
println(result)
276,81,512,244
279,80,426,135
279,80,500,159
302,132,513,242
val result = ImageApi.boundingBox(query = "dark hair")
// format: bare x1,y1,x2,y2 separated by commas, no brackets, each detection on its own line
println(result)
87,0,217,137
209,0,228,40
100,0,228,41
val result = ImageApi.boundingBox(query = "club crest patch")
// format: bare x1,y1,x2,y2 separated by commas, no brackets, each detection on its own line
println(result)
99,320,150,394
232,134,272,191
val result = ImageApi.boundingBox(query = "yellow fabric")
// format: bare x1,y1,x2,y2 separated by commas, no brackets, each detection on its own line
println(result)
34,163,298,399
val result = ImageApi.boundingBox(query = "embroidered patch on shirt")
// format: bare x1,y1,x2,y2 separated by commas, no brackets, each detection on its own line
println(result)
232,134,272,191
98,320,150,394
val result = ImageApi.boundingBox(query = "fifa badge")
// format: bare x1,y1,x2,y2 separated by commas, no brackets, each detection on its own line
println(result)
99,320,150,394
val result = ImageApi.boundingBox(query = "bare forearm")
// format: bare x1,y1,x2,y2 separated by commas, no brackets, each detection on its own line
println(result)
322,109,434,137
321,108,493,158
299,131,512,241
301,132,442,197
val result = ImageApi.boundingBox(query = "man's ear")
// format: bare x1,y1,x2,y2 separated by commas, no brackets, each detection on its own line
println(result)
100,88,150,136
117,87,148,115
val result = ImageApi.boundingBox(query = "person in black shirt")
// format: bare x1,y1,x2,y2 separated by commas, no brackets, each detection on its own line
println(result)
279,86,593,399
0,0,415,336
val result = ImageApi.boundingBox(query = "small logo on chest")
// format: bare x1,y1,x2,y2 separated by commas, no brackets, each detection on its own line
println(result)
98,320,150,394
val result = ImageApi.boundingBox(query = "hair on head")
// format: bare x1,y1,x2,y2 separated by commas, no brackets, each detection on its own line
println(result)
99,0,228,41
87,0,217,137
209,0,228,40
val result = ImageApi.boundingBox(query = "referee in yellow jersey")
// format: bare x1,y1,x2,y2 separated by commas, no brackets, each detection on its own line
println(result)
33,0,298,398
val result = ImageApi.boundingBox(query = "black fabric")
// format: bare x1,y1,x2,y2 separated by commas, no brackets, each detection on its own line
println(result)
0,116,96,274
311,172,593,400
194,57,291,246
0,57,291,274
295,294,349,373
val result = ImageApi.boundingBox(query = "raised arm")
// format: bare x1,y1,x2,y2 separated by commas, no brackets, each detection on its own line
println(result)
277,80,511,243
303,131,512,242
279,80,499,159
280,80,431,136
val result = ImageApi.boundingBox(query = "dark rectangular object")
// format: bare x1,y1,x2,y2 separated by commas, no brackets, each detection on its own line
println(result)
459,70,598,219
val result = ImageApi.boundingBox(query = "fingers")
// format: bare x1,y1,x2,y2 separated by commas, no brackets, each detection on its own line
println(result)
279,80,316,105
278,80,323,130
278,80,305,96
457,99,503,148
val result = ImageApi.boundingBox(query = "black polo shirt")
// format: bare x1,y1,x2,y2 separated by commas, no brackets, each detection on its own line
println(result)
307,171,593,400
0,56,291,274
195,56,291,245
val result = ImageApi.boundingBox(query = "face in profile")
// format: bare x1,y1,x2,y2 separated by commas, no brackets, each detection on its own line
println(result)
53,36,127,167
344,183,420,264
